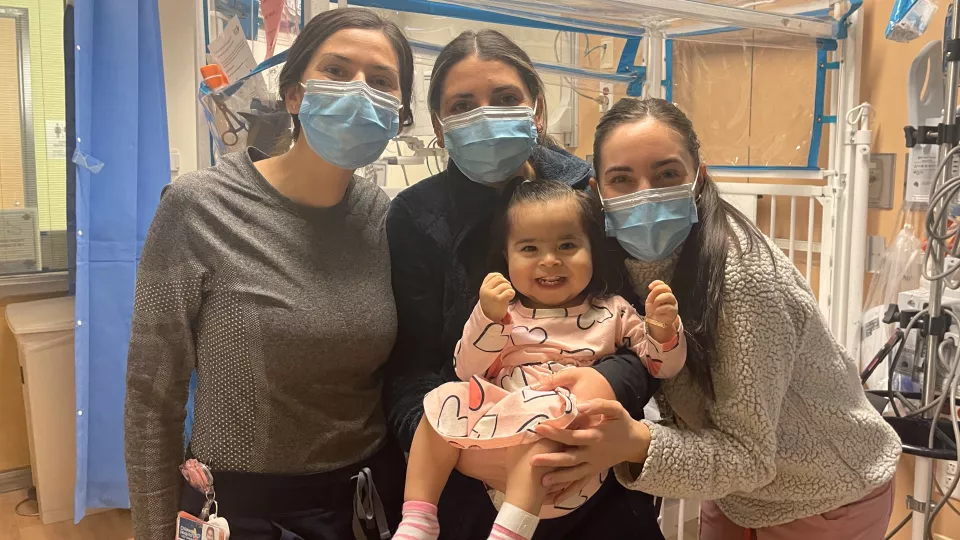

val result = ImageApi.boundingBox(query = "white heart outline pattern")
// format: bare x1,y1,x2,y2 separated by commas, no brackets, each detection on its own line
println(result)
473,322,510,353
577,305,614,330
560,347,597,364
516,413,552,433
510,326,548,346
498,366,531,392
436,395,468,437
472,413,499,439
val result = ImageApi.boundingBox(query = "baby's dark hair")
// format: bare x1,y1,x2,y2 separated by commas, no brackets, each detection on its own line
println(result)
489,178,630,302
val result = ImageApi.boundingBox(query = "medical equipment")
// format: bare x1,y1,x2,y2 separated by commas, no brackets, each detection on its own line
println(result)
212,94,249,147
874,6,960,537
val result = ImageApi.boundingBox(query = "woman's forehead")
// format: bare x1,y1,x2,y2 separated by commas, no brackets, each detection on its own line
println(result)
603,120,693,166
309,28,399,71
441,57,529,98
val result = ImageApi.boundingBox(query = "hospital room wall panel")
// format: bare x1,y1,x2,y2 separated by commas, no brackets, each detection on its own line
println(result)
671,40,752,167
748,44,825,298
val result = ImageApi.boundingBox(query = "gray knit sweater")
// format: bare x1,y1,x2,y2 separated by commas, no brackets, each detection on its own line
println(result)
614,224,901,528
123,149,397,540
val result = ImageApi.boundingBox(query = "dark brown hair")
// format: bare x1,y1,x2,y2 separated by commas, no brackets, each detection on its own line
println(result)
593,98,770,400
489,178,630,304
428,29,548,143
278,7,414,139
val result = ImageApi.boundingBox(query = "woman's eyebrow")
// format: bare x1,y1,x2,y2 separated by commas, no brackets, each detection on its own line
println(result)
604,165,633,174
652,158,684,169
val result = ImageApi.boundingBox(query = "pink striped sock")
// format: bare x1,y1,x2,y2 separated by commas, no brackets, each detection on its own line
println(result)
394,501,440,540
488,523,528,540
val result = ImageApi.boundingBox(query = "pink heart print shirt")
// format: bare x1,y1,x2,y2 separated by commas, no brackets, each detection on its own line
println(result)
422,293,686,452
421,294,685,515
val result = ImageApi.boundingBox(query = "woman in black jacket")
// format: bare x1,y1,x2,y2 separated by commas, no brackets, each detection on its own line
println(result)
384,29,663,540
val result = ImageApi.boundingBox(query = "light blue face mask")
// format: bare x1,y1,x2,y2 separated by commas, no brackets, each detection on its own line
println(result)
602,173,700,262
298,79,401,170
440,106,538,185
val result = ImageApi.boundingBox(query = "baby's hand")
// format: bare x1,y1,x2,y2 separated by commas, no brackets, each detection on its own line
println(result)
480,272,515,322
645,280,678,343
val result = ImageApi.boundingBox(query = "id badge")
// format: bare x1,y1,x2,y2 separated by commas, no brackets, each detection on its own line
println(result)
176,511,228,540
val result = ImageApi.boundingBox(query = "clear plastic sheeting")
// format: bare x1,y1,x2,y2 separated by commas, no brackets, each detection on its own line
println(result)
207,0,303,63
860,225,922,390
199,58,293,159
377,9,633,149
372,3,834,167
433,0,856,49
672,40,822,167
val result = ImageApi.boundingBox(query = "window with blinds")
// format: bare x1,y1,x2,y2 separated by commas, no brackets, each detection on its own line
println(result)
0,2,67,276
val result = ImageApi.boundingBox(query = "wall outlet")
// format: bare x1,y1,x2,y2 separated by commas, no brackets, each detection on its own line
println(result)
600,38,614,69
935,457,960,500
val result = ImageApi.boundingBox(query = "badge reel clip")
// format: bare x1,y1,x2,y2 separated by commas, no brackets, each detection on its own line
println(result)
177,459,231,540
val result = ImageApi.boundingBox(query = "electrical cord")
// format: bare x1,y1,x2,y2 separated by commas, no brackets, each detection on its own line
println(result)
934,478,960,517
901,323,960,419
890,121,960,538
15,497,39,517
884,513,910,540
923,308,960,539
428,137,444,173
922,145,960,281
394,141,410,187
553,31,609,106
908,136,960,538
887,310,926,417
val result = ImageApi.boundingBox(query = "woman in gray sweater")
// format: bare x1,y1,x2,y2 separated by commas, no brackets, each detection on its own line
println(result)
530,98,902,539
124,8,414,540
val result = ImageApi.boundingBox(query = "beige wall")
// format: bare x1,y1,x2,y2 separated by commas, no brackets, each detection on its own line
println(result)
862,0,939,243
159,0,201,178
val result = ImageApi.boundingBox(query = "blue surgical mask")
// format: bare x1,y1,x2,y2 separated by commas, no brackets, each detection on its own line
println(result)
440,106,538,185
602,173,700,262
298,80,400,169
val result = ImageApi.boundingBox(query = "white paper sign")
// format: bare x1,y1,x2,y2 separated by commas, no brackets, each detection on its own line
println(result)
208,16,258,85
905,144,940,203
905,117,960,204
45,120,66,159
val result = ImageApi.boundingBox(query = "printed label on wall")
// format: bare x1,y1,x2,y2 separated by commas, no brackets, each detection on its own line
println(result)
45,120,66,160
905,118,960,204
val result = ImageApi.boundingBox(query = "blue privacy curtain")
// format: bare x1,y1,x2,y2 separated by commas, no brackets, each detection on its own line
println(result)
73,0,169,522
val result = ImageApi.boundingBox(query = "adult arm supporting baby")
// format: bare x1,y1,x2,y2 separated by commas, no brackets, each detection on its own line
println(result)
614,254,798,501
383,198,450,451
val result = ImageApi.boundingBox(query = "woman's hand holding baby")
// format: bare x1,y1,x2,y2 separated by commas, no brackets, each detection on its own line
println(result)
480,272,516,322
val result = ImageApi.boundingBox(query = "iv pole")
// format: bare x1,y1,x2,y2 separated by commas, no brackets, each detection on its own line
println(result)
914,2,960,538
